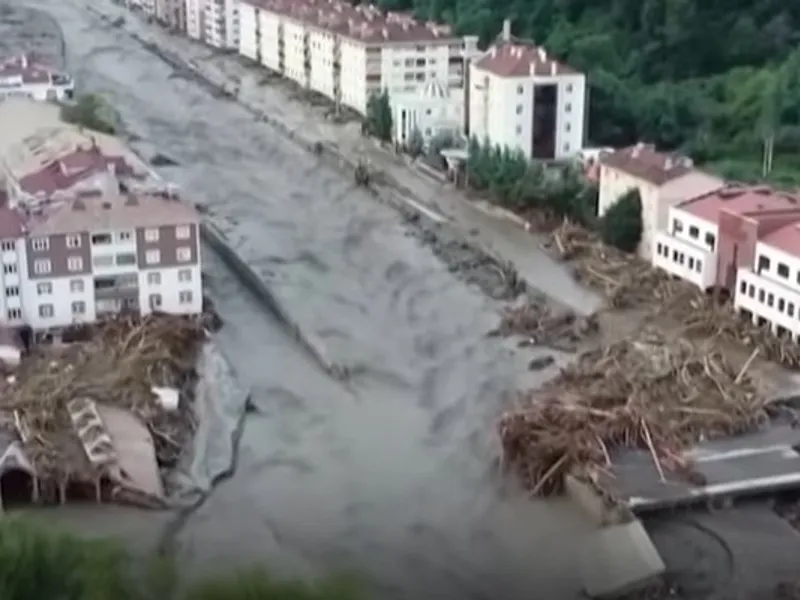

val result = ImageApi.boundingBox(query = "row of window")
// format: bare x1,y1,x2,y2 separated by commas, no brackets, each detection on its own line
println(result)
33,256,83,275
28,226,191,253
756,254,800,285
672,219,717,251
3,268,193,299
655,242,704,273
739,280,799,319
33,290,196,321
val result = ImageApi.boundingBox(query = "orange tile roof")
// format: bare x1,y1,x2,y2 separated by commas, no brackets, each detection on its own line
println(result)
473,41,577,77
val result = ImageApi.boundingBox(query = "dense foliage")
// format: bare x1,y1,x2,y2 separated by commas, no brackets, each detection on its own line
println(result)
599,189,643,253
364,90,393,142
60,93,118,135
0,517,361,600
466,137,598,224
377,0,800,183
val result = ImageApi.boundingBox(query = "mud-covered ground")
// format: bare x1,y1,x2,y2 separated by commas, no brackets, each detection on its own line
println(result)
0,3,63,66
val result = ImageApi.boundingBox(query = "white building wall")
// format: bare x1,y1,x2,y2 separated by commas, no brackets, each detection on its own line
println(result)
283,20,306,86
142,0,157,16
186,0,203,40
0,79,74,103
0,238,24,325
309,28,335,97
138,265,203,315
21,274,95,330
340,39,367,113
223,0,240,49
203,0,226,48
258,10,281,71
238,2,258,60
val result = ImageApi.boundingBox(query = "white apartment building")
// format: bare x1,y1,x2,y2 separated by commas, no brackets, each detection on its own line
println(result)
599,143,723,261
0,54,74,102
142,0,157,17
0,207,27,327
393,79,463,147
238,0,479,116
735,222,800,340
202,0,239,48
186,0,204,40
468,20,584,161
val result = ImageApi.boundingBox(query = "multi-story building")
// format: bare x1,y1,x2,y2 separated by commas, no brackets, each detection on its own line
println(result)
185,0,205,40
156,0,187,30
735,218,800,340
238,0,479,116
0,54,74,102
598,143,723,260
468,20,585,161
652,185,800,292
201,0,239,48
141,0,157,18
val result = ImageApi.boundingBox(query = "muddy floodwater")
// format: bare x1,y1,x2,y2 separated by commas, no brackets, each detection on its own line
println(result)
7,0,599,597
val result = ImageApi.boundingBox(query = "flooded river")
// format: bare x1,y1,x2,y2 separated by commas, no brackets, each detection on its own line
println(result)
12,0,596,597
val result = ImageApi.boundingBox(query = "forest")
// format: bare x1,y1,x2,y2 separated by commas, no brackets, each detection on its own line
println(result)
375,0,800,185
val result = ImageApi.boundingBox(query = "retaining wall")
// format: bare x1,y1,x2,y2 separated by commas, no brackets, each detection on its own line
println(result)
200,222,345,380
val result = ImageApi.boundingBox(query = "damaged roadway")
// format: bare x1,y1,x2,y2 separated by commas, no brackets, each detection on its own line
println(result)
8,0,800,598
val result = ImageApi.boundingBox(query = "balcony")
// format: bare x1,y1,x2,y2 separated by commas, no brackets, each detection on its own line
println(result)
652,231,716,290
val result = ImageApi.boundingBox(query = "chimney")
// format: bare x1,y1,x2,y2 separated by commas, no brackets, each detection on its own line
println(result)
382,27,388,39
490,46,497,58
631,141,645,158
664,157,673,170
537,47,546,61
501,18,511,42
550,61,556,76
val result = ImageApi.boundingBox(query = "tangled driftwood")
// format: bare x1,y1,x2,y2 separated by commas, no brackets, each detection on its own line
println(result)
489,299,598,352
499,328,768,497
1,312,209,500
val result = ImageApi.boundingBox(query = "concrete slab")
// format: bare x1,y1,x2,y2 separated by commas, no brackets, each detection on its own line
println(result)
599,425,800,514
580,520,665,599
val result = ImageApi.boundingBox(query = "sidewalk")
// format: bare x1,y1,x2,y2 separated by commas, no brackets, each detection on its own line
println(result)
92,1,600,315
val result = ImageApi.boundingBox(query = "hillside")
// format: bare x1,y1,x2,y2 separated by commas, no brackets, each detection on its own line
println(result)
376,0,800,183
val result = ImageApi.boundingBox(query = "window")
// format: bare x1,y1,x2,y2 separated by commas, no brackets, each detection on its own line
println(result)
673,219,683,233
740,280,747,294
705,232,716,250
748,284,755,298
149,294,162,309
657,243,663,256
147,272,162,285
31,237,49,251
516,104,522,115
93,255,114,268
672,249,679,262
116,253,136,266
178,269,192,282
34,259,51,275
5,286,18,297
688,226,699,239
696,260,702,272
118,231,132,242
768,293,775,307
778,263,790,278
758,255,771,272
70,279,84,293
66,234,81,248
565,123,571,132
67,256,83,272
759,289,765,303
779,298,786,312
566,83,573,93
91,233,112,245
563,143,570,152
4,264,17,275
516,125,522,135
1,241,14,252
517,84,523,94
565,103,572,112
145,249,161,265
679,253,686,265
144,228,160,242
688,257,695,270
790,303,796,317
71,301,86,315
7,308,21,320
38,304,54,318
36,282,52,295
179,290,193,304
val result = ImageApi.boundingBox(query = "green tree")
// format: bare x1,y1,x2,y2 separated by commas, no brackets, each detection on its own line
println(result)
598,189,643,253
364,90,393,142
407,127,424,157
0,517,362,600
60,93,117,135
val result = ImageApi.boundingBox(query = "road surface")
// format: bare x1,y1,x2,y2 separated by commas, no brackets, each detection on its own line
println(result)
13,0,600,597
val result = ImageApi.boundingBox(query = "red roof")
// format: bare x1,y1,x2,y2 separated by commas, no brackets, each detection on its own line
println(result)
679,185,800,224
0,206,26,241
0,54,53,85
601,143,694,186
473,41,577,77
242,0,456,44
17,146,135,196
759,221,800,257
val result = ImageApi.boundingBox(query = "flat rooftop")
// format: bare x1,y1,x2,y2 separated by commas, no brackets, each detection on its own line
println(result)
680,184,800,224
759,220,800,256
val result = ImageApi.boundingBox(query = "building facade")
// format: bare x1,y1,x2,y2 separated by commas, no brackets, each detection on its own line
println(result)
0,54,74,102
393,79,463,148
468,20,585,161
200,0,240,48
599,143,723,261
237,0,479,116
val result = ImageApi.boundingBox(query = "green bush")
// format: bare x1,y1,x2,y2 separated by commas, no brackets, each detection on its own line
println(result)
60,94,117,135
598,189,643,253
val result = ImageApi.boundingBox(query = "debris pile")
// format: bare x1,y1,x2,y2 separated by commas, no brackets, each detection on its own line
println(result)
489,298,598,352
1,313,208,502
498,328,767,497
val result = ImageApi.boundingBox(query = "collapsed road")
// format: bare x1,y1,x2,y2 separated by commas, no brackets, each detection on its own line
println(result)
7,0,601,598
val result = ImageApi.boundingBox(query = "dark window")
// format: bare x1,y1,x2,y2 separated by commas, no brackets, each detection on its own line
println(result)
759,289,765,302
748,285,755,298
789,303,795,317
688,226,699,238
673,219,683,233
778,263,790,278
705,232,716,250
758,255,770,272
768,293,774,307
740,280,747,294
779,298,786,312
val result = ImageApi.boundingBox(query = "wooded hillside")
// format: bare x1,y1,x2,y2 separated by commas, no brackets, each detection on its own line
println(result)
377,0,800,183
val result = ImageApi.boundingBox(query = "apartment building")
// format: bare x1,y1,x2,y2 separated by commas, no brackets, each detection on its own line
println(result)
735,219,800,340
141,0,157,17
156,0,187,30
599,143,723,260
468,20,584,162
186,0,204,39
238,0,478,115
652,185,800,292
201,0,240,48
0,54,74,102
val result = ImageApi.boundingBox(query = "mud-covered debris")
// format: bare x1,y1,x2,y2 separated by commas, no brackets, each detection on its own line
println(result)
528,355,555,371
150,152,180,166
490,299,598,352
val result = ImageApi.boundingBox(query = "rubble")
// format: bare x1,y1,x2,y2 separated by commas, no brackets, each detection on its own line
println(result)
0,312,211,505
498,328,768,497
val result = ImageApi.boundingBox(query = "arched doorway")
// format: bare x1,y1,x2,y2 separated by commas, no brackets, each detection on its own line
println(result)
0,468,33,510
